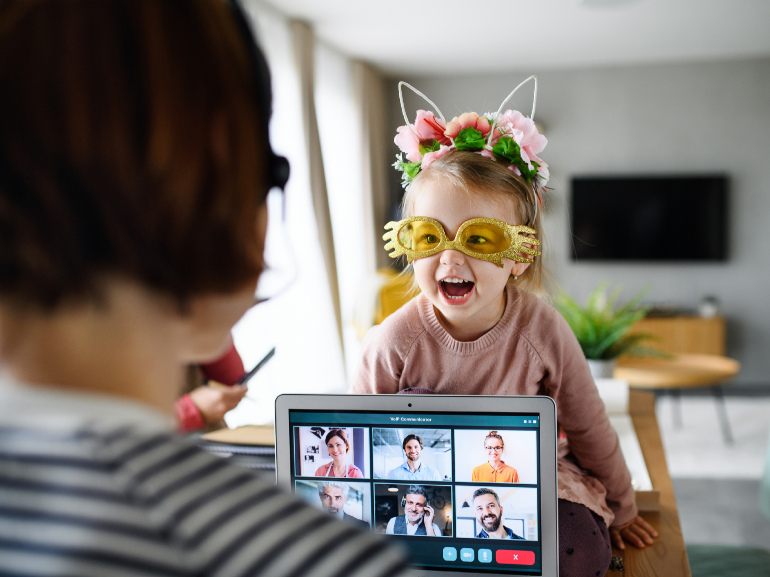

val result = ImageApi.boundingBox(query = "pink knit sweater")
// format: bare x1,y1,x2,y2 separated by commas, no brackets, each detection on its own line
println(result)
352,281,637,528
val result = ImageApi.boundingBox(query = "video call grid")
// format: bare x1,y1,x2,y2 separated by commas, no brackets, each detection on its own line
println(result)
289,418,543,546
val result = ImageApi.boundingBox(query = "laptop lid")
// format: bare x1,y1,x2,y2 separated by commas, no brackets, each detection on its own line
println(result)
275,394,558,577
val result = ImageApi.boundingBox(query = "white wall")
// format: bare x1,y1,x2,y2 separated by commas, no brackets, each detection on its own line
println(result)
385,58,770,386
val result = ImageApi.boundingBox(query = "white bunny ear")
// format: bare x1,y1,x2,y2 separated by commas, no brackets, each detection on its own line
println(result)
486,75,538,148
398,81,448,142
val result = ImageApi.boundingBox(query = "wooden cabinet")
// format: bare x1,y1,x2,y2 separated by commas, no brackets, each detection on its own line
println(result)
628,316,725,356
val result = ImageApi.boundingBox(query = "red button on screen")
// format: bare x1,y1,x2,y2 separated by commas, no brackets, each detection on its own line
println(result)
496,550,536,565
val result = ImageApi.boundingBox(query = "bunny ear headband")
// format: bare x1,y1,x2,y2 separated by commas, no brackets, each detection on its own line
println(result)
392,75,549,211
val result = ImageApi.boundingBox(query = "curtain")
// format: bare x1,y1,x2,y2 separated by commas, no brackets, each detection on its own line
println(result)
225,3,346,427
224,3,390,426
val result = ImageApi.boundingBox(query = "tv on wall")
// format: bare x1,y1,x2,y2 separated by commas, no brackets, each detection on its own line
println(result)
570,175,728,262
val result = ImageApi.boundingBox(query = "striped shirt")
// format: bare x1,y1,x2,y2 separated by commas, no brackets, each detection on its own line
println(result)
0,379,409,577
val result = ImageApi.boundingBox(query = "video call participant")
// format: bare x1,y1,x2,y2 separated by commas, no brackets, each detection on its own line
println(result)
473,488,525,540
318,481,369,529
387,433,442,480
386,485,442,536
0,1,409,575
472,431,520,483
315,428,364,477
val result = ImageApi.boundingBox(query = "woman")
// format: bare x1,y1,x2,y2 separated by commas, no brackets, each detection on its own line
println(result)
472,431,520,483
315,429,364,478
0,1,407,575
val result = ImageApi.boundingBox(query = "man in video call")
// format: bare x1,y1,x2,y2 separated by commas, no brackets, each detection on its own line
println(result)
473,488,525,540
318,481,369,529
387,434,442,480
386,485,442,536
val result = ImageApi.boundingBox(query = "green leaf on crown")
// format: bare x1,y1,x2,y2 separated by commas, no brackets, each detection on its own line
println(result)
418,139,440,156
403,162,421,179
454,127,485,151
393,155,422,183
492,137,540,182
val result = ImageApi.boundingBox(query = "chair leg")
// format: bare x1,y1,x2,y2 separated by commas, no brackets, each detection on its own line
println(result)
712,386,734,444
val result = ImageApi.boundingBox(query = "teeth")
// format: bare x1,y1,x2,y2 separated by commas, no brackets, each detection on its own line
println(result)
443,278,470,283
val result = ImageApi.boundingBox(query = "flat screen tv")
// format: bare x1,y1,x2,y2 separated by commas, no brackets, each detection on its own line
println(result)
570,175,728,262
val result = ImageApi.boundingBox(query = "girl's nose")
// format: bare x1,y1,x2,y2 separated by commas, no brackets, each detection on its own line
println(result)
440,248,466,266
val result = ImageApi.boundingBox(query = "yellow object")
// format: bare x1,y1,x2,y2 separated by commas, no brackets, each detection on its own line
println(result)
375,269,420,325
383,216,540,266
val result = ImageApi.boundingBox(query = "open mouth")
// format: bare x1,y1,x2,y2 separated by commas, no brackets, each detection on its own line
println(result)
440,278,475,301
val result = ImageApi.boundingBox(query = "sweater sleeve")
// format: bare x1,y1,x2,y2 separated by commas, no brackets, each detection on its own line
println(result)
537,306,638,527
200,339,244,385
175,393,205,432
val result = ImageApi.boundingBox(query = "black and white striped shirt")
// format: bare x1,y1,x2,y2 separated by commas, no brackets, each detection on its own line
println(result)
0,380,409,577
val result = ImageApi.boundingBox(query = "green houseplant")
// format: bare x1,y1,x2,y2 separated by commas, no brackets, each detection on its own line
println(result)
554,283,657,379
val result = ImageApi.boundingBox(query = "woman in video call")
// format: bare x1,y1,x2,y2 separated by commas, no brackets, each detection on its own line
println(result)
472,431,520,483
315,428,364,478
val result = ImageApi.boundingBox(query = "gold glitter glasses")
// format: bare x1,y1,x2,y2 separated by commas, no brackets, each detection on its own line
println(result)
383,216,541,267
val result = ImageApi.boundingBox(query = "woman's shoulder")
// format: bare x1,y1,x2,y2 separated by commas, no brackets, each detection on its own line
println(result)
315,463,330,475
349,464,364,477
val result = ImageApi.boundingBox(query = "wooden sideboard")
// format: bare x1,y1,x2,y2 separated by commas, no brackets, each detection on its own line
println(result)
628,316,725,356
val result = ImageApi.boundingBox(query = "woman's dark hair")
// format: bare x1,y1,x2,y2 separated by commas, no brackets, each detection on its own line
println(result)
0,0,281,310
325,429,350,453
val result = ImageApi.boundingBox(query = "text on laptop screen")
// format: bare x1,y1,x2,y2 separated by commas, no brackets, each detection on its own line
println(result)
287,409,545,575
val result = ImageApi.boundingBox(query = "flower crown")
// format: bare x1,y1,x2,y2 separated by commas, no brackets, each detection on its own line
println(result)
393,76,549,195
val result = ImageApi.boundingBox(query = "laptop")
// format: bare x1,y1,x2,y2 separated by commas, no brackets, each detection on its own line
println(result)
275,394,558,576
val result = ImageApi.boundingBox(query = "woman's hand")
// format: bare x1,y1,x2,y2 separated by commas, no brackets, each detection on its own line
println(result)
610,515,658,550
189,382,248,425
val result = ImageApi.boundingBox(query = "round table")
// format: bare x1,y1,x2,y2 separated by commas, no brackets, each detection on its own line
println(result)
615,354,741,443
615,354,740,388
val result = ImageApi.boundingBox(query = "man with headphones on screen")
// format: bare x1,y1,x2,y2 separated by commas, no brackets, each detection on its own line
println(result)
0,1,409,575
386,485,442,536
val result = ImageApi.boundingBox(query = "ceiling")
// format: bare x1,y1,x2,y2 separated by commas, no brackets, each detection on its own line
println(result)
258,0,770,75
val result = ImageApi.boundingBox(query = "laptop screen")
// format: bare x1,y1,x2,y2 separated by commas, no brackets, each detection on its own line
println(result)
285,406,549,575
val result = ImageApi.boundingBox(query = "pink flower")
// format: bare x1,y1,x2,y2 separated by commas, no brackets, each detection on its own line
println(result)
394,110,449,163
415,110,450,143
422,145,452,168
394,125,422,163
444,112,491,140
478,148,495,160
490,110,547,169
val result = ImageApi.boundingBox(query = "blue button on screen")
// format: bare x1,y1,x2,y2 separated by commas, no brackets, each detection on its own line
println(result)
460,548,475,562
443,547,457,562
479,548,493,563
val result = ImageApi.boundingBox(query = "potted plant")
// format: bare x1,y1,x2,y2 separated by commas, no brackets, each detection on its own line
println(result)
554,283,657,380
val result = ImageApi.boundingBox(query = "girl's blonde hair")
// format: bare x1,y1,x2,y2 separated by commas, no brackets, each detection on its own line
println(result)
401,151,544,293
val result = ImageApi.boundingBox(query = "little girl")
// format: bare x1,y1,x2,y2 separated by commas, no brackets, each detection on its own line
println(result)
353,78,657,575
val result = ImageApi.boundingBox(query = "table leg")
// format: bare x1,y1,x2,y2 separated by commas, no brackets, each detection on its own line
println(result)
712,386,734,444
671,389,683,429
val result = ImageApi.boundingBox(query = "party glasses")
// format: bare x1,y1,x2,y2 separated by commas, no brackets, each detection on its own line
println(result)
383,216,541,267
